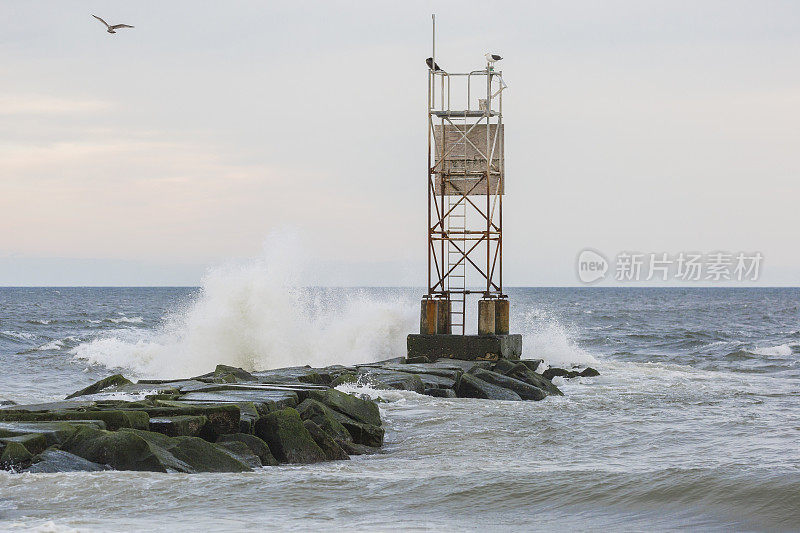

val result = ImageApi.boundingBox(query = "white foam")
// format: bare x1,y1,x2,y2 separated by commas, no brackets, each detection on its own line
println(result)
752,344,793,356
106,316,144,324
71,234,417,379
520,309,598,368
1,330,36,341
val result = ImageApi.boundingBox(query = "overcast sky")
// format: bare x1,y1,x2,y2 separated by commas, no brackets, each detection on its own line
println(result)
1,1,798,286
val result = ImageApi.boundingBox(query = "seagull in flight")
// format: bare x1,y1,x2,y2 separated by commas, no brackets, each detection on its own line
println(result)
92,14,134,34
425,57,443,72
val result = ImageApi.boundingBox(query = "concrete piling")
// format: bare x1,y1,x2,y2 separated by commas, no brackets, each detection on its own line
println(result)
494,299,510,335
478,299,496,335
420,299,437,335
436,299,451,334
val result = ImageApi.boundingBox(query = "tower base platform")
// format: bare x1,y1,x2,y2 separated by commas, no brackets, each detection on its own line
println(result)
407,334,522,362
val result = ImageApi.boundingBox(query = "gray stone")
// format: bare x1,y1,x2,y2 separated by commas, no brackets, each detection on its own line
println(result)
0,433,48,455
26,449,107,473
66,374,133,399
254,408,327,464
470,368,546,401
456,374,522,401
216,433,278,466
0,421,106,446
424,388,457,398
148,415,207,437
354,368,425,393
1,441,32,469
177,390,298,410
307,389,381,427
213,440,263,469
295,399,352,445
303,420,349,461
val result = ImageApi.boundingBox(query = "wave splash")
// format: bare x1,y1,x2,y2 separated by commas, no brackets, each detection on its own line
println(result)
72,239,417,379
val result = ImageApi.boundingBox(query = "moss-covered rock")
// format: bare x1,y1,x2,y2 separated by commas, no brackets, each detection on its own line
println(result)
213,440,262,469
120,402,240,437
1,441,33,469
26,449,107,473
295,399,352,445
307,389,381,427
0,410,149,431
216,433,278,466
0,433,48,455
254,408,326,464
66,374,133,399
0,421,105,446
326,409,384,447
148,415,207,437
330,372,358,388
62,427,192,472
302,420,349,461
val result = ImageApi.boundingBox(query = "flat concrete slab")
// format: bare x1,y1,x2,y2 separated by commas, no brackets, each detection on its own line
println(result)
407,334,522,361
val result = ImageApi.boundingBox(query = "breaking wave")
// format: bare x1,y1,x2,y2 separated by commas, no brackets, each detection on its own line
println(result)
71,237,417,379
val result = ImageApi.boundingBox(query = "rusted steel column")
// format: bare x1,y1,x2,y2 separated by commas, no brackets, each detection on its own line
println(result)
420,299,437,335
494,299,510,335
478,299,496,335
436,298,451,334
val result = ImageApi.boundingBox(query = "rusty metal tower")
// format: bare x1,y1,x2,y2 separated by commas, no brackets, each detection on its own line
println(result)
408,16,521,362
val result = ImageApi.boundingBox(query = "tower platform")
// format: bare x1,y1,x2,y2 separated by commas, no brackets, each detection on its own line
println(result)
407,333,522,362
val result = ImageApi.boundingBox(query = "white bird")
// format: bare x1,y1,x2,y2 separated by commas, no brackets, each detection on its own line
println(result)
92,14,134,34
485,53,503,63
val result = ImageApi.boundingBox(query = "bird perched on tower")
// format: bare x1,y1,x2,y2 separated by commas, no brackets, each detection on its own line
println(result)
425,57,443,72
92,14,134,34
485,53,503,64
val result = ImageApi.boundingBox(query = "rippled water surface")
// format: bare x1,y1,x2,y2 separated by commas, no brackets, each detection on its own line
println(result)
1,287,798,531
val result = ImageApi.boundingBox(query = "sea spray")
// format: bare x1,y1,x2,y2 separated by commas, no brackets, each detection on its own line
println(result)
520,308,598,368
72,240,418,379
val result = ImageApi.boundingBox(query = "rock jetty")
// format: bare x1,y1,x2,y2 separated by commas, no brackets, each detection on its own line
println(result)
0,358,597,473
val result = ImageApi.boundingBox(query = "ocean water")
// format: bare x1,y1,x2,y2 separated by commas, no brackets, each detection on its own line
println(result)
1,284,799,531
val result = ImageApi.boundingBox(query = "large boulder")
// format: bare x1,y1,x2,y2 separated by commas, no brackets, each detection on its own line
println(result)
326,409,384,447
216,433,278,466
0,433,48,455
124,402,240,437
354,368,425,393
0,409,149,431
66,374,133,399
295,399,352,445
25,449,107,473
1,441,32,469
148,415,207,437
493,361,563,396
254,408,327,464
424,388,457,398
470,369,546,401
61,427,193,472
456,374,522,401
176,390,298,411
0,421,105,446
307,389,381,427
302,420,349,461
212,440,263,469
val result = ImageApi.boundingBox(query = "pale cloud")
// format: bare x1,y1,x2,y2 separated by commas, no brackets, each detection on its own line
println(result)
0,95,111,115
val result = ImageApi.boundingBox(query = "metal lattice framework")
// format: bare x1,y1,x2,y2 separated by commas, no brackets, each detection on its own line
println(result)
426,23,507,335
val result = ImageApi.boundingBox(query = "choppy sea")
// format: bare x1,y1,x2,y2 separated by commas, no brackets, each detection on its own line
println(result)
1,283,798,531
